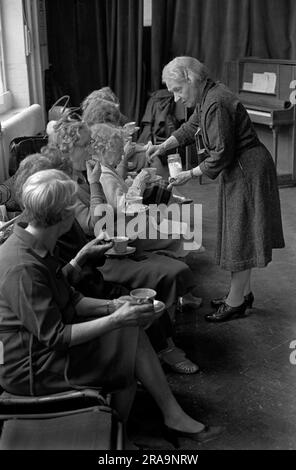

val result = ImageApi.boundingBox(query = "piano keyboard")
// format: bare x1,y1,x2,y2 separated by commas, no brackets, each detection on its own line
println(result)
247,109,271,118
246,108,272,125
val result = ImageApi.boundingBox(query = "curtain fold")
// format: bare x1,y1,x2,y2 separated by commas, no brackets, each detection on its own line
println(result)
250,0,296,59
46,0,143,121
105,0,144,121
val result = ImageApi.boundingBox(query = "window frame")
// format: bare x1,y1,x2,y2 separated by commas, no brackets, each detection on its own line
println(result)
0,1,7,96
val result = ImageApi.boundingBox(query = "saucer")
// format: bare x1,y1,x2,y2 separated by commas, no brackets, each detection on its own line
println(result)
153,300,165,314
105,246,136,258
124,204,149,215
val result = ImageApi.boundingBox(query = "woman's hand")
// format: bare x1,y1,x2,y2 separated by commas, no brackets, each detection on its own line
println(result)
130,169,150,195
123,122,140,139
74,232,113,266
168,170,192,189
111,300,160,328
123,141,137,162
146,141,163,163
86,159,102,184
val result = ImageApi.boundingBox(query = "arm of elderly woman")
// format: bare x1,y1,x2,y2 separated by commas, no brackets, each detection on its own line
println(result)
2,263,156,350
71,300,156,346
146,135,179,162
116,141,137,178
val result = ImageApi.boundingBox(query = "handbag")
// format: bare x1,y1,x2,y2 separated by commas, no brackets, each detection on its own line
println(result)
48,95,71,121
9,135,49,176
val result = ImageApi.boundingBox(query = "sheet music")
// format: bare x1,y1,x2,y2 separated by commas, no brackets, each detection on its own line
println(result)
242,72,276,94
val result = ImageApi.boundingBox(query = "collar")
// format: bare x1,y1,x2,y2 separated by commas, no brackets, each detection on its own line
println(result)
200,78,216,107
14,222,51,258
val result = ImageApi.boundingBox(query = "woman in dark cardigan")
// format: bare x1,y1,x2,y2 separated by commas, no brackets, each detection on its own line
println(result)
147,56,285,322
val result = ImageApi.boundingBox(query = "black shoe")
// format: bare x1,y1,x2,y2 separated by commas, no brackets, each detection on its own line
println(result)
211,292,254,309
205,301,247,323
163,424,223,449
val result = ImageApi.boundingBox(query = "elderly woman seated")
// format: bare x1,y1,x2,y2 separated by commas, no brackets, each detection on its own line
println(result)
81,86,129,126
0,168,221,446
13,150,201,375
81,88,148,173
90,122,196,257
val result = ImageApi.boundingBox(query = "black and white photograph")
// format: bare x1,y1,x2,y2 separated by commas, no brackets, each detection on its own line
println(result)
0,0,295,457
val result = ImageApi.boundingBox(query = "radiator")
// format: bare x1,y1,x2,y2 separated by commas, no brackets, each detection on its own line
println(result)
0,104,45,182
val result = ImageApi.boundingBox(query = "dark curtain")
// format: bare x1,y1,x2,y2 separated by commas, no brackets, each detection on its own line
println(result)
45,0,143,121
151,0,251,90
151,0,296,91
250,0,296,59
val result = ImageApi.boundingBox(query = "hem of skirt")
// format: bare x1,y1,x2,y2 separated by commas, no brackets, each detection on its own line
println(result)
216,256,272,272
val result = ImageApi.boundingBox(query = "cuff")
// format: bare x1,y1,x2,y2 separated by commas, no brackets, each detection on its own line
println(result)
69,258,82,273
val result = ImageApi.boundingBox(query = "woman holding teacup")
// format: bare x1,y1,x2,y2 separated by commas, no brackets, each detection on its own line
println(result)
0,168,221,446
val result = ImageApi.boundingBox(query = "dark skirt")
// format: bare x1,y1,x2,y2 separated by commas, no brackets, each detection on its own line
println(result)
216,144,285,272
2,327,139,396
100,252,195,307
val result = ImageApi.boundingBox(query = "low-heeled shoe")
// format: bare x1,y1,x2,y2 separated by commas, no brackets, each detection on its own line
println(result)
163,425,223,448
205,301,247,323
211,292,254,309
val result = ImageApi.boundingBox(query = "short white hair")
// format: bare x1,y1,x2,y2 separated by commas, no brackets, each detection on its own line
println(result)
90,123,124,160
22,169,77,228
162,56,209,85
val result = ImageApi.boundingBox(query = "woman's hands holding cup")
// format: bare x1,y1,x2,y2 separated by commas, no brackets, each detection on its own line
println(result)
111,293,162,329
111,300,156,328
86,159,102,184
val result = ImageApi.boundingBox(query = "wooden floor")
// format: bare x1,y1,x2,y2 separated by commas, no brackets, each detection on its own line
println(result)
128,178,296,450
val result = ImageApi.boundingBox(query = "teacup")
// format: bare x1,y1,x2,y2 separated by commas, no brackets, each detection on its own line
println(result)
113,236,129,254
130,288,157,305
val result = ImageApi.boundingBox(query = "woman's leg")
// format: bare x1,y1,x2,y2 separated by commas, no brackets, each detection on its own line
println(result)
111,381,137,423
135,329,204,432
226,269,251,307
146,312,199,374
243,269,252,296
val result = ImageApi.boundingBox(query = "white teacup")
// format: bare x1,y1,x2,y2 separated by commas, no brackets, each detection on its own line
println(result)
113,236,129,253
130,288,157,305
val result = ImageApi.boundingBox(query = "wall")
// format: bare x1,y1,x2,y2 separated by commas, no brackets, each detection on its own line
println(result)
1,0,30,108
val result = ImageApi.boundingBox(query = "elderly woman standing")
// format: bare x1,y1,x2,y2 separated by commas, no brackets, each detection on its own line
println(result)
147,56,285,322
0,169,221,445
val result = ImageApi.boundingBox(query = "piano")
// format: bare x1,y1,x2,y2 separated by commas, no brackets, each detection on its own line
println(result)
224,57,296,186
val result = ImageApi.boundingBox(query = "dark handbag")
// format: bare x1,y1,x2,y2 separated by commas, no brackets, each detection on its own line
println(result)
143,180,172,205
9,135,48,176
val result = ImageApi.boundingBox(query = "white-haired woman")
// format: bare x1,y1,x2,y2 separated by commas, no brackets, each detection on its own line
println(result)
91,122,199,258
0,169,221,446
147,56,285,322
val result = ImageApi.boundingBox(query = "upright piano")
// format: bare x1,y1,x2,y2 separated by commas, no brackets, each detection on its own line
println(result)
224,57,296,186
